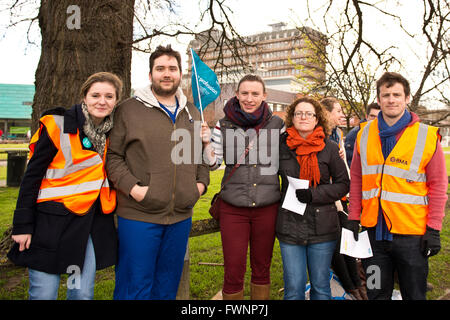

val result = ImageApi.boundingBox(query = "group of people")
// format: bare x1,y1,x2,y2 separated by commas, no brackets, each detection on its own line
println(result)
8,45,447,301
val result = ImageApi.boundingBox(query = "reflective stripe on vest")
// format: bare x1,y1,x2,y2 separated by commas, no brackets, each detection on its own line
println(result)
358,119,437,235
359,122,428,183
38,179,105,199
380,190,429,205
35,114,116,215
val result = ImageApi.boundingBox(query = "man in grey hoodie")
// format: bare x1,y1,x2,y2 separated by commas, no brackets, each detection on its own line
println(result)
107,45,209,300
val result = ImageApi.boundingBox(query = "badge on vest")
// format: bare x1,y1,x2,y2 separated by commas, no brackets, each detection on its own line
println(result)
82,137,92,148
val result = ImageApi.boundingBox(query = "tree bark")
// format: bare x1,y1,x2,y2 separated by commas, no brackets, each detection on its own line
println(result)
31,0,135,133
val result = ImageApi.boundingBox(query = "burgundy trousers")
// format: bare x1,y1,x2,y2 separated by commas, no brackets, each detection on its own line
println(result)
219,200,279,294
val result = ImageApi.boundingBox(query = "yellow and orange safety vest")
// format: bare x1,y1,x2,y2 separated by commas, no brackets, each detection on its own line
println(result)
29,114,116,215
356,119,439,235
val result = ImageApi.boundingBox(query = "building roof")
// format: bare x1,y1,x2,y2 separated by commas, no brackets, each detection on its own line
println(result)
266,88,297,105
0,84,34,119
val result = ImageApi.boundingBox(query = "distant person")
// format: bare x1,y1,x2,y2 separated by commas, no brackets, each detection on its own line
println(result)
202,74,284,300
348,72,448,300
330,102,380,300
276,96,350,300
106,45,209,300
8,72,122,300
320,98,364,298
320,97,346,161
344,103,380,168
0,128,3,140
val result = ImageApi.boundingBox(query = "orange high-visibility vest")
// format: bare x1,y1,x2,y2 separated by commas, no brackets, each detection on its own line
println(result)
29,114,116,215
356,118,439,235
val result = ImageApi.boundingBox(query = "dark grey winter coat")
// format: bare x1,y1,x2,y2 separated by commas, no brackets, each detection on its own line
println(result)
219,115,284,208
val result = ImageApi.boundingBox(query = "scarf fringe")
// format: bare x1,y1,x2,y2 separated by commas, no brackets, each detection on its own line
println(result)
81,103,114,157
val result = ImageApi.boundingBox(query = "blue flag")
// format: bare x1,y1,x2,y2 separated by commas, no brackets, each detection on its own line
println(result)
191,49,221,111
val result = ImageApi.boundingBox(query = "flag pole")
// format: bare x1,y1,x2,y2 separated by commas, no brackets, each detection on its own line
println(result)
190,48,205,123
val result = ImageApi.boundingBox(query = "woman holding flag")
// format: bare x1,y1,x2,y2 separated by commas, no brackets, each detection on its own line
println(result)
202,74,285,300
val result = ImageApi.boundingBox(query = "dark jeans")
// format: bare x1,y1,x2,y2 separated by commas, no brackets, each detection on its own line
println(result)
362,228,428,300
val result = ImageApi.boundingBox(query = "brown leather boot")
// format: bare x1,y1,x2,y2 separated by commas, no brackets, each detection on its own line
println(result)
222,290,244,300
250,283,270,300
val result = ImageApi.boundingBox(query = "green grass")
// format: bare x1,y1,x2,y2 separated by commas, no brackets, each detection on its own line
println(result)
0,169,449,300
0,188,19,235
192,168,222,221
427,210,450,300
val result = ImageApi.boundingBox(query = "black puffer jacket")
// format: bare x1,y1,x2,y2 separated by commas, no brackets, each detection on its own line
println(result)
276,132,350,245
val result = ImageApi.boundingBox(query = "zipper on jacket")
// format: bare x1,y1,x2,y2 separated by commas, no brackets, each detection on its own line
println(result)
169,121,177,224
379,160,393,232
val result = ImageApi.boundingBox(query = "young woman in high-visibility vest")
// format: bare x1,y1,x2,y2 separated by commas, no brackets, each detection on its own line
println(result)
8,72,122,300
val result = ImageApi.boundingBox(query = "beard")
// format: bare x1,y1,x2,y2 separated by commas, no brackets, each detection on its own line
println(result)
151,78,180,97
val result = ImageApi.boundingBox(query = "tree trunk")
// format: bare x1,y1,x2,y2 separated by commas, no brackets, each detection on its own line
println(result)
31,0,135,133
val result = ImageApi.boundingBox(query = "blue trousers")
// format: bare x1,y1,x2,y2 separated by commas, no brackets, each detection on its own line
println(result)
28,235,96,300
113,216,192,300
279,240,336,300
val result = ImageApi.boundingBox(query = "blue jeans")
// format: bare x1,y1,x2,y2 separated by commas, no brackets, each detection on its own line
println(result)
113,216,192,300
279,240,336,300
28,235,96,300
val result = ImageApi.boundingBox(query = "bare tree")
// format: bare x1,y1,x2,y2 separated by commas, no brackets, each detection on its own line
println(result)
290,0,398,125
410,0,450,114
3,0,249,132
294,0,449,127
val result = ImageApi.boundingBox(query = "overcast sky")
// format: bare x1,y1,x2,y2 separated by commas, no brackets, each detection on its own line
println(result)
0,0,436,98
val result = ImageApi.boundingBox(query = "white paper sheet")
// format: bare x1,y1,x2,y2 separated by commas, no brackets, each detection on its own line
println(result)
281,176,310,215
340,228,373,259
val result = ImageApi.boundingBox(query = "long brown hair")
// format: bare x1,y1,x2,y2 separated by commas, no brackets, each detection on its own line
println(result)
285,96,331,136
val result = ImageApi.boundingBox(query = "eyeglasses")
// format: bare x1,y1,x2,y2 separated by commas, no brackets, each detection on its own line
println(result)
294,111,316,119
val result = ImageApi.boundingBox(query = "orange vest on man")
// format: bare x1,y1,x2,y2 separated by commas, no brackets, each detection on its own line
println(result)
29,114,116,215
356,118,439,235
